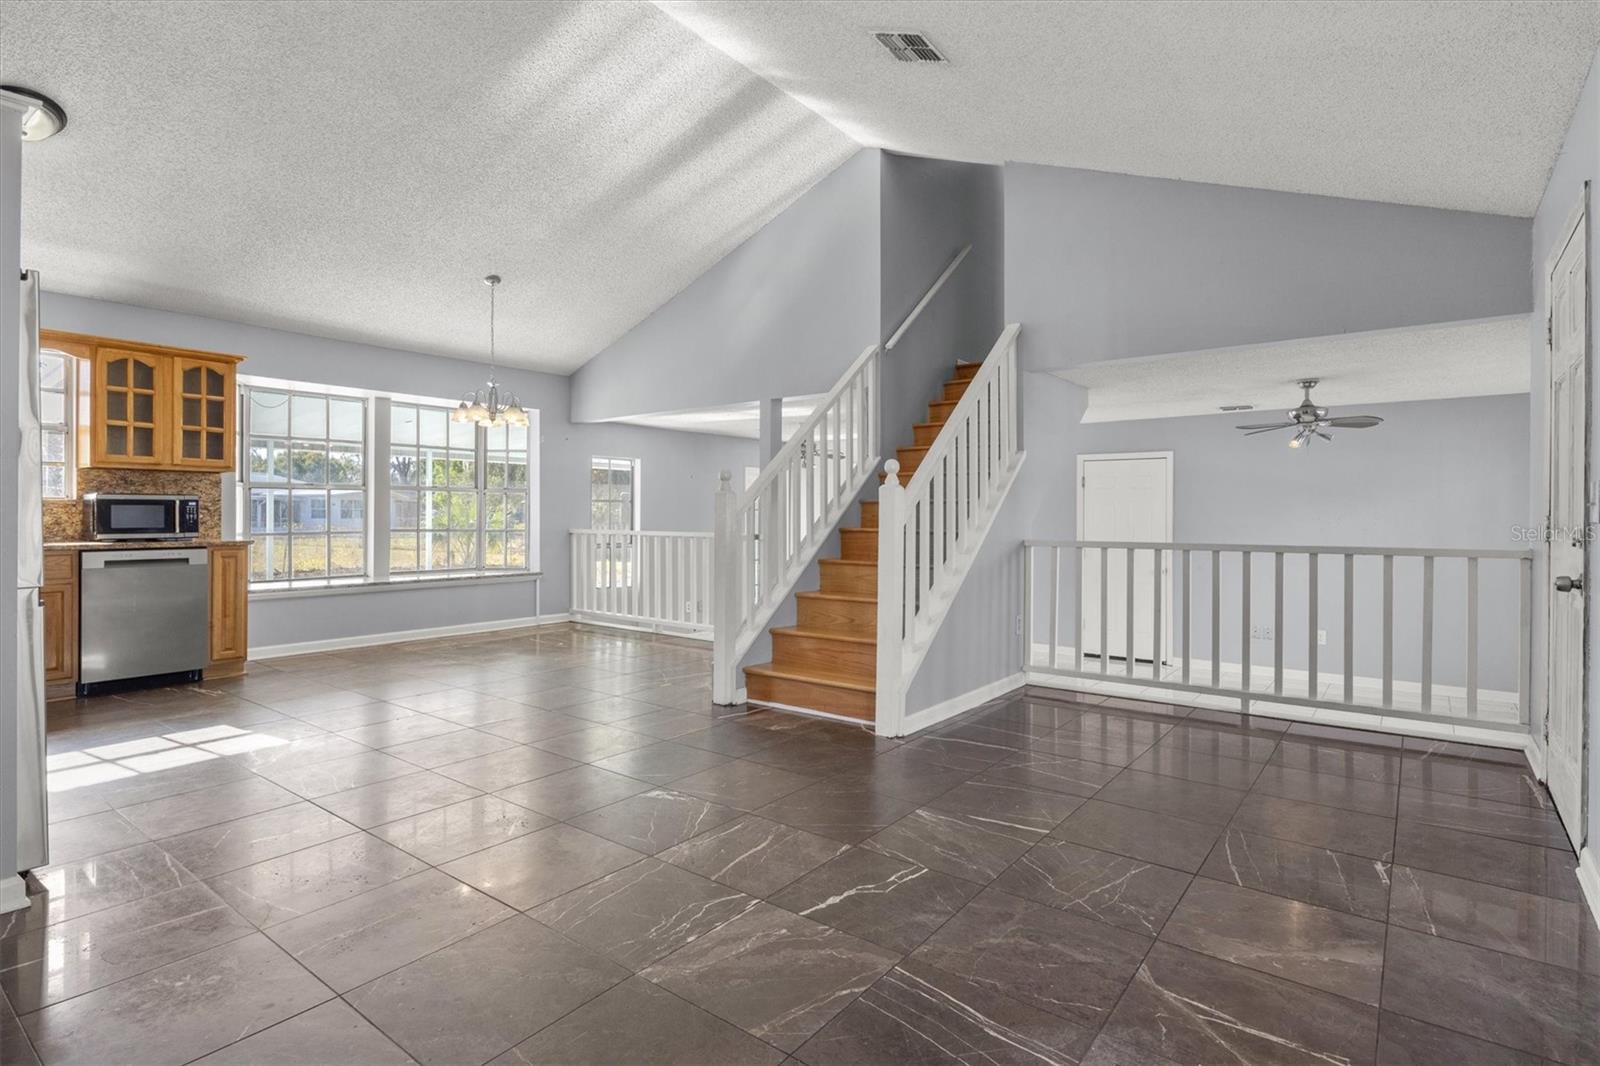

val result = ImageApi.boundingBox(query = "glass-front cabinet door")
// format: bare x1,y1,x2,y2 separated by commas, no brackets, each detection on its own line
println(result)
173,356,235,469
93,348,167,466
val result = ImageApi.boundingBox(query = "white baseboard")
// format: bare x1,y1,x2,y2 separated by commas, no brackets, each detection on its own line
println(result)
250,613,572,659
1578,848,1600,932
899,672,1027,737
0,875,29,914
569,614,712,643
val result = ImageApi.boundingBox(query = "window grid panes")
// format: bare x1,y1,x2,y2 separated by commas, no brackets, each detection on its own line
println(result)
590,457,637,532
389,403,530,576
244,386,367,586
40,351,71,499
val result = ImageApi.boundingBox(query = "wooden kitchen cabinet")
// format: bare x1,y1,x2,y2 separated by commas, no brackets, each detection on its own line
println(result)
208,542,249,675
45,331,244,472
42,550,78,698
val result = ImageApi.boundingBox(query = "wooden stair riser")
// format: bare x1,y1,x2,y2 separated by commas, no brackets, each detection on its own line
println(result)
928,399,958,422
952,362,980,381
913,422,942,447
819,559,876,595
796,593,876,637
839,528,877,562
746,671,875,720
858,500,878,529
772,630,875,680
896,445,928,474
943,378,973,402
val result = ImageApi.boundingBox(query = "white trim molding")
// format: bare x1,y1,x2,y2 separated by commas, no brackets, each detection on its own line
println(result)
1577,847,1600,932
901,672,1027,736
250,612,571,659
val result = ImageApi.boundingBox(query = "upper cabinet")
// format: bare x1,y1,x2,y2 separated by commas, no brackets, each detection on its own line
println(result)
44,331,244,472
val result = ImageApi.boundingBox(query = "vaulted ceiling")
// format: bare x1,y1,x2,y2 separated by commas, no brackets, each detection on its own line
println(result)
660,0,1600,216
2,1,855,373
5,1,1597,376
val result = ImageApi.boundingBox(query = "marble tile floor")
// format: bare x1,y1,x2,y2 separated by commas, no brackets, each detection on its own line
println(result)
2,623,1596,1065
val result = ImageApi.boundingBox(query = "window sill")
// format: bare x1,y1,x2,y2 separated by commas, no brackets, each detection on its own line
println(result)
249,570,541,601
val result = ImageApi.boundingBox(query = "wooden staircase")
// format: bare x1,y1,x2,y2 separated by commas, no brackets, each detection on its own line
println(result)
744,361,980,720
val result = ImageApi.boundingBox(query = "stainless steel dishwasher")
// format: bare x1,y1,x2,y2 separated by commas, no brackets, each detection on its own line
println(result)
79,547,211,694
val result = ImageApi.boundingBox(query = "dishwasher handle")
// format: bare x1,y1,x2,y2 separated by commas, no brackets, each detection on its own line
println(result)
81,548,210,569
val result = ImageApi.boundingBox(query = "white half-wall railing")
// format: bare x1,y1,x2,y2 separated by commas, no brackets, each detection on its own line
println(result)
1022,540,1534,733
877,324,1024,735
712,344,881,701
570,529,714,635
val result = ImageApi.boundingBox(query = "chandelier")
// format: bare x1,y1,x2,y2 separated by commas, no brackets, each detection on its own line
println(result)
453,274,529,428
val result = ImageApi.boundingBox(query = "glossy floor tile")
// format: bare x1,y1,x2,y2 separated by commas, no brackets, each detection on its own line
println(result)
9,625,1591,1066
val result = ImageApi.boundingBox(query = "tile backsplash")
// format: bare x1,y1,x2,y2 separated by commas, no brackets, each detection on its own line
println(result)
44,469,224,541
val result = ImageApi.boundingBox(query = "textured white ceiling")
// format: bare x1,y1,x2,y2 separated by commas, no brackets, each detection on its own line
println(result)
3,1,855,372
1056,315,1530,423
659,0,1600,216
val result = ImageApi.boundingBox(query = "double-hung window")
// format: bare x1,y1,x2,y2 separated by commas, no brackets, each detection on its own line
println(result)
39,350,73,499
590,457,638,531
389,403,532,576
243,387,367,586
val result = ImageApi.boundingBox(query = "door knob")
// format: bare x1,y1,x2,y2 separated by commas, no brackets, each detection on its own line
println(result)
1555,575,1584,593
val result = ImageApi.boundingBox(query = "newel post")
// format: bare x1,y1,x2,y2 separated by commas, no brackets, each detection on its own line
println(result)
875,459,907,736
712,470,740,704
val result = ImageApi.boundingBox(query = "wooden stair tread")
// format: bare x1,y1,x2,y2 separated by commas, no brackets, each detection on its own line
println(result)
745,662,875,692
771,626,874,646
797,591,874,603
821,558,875,568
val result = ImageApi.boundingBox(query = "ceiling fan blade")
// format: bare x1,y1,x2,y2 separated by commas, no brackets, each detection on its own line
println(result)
1323,415,1383,429
1243,425,1293,436
1237,422,1295,432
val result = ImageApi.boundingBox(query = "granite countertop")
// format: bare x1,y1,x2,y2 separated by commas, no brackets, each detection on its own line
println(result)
45,539,253,551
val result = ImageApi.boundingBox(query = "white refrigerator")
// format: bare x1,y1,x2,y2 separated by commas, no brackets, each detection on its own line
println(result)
16,270,48,873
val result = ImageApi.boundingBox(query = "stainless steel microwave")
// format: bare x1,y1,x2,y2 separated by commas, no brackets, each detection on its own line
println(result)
83,494,201,541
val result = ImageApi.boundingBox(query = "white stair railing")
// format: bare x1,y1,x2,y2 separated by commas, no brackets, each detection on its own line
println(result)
570,529,714,635
876,324,1025,735
712,344,881,702
1021,539,1533,734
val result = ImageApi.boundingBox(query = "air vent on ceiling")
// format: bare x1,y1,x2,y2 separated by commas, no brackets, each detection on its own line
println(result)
1219,404,1254,412
874,32,946,63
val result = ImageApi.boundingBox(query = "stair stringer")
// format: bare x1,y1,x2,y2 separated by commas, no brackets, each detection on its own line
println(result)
891,450,1027,717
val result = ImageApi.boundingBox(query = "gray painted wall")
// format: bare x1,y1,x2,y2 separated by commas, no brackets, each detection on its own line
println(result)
41,292,755,650
570,149,883,423
909,378,1530,714
1530,46,1600,852
911,158,1536,719
1003,162,1532,373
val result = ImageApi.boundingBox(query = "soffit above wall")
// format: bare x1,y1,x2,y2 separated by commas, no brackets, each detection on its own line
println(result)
4,1,856,374
658,0,1600,217
1056,315,1530,423
600,396,824,440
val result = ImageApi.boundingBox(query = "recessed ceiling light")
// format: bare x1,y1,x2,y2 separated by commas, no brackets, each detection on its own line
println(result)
1,85,67,141
1219,403,1253,412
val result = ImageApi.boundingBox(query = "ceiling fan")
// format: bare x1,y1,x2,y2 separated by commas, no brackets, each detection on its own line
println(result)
1236,379,1382,449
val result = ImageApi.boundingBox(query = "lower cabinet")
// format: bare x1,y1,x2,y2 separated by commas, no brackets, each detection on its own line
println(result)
43,550,78,699
209,542,249,675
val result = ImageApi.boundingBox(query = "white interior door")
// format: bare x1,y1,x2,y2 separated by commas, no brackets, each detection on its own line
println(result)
1079,454,1172,663
1548,203,1588,853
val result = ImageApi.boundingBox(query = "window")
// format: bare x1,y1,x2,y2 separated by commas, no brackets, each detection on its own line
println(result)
590,457,638,531
40,351,72,499
389,403,530,575
243,387,367,586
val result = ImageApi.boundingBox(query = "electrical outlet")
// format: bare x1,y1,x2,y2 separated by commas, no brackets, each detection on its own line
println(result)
1317,629,1327,645
1014,614,1023,635
1250,625,1275,641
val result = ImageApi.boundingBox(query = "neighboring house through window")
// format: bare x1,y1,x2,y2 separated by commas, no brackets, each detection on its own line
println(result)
590,456,638,531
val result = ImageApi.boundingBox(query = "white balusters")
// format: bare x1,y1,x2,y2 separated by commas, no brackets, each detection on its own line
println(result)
570,529,714,635
1021,540,1535,737
712,344,882,703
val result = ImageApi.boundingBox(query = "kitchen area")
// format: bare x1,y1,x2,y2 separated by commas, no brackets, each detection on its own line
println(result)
35,326,250,703
12,272,252,885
